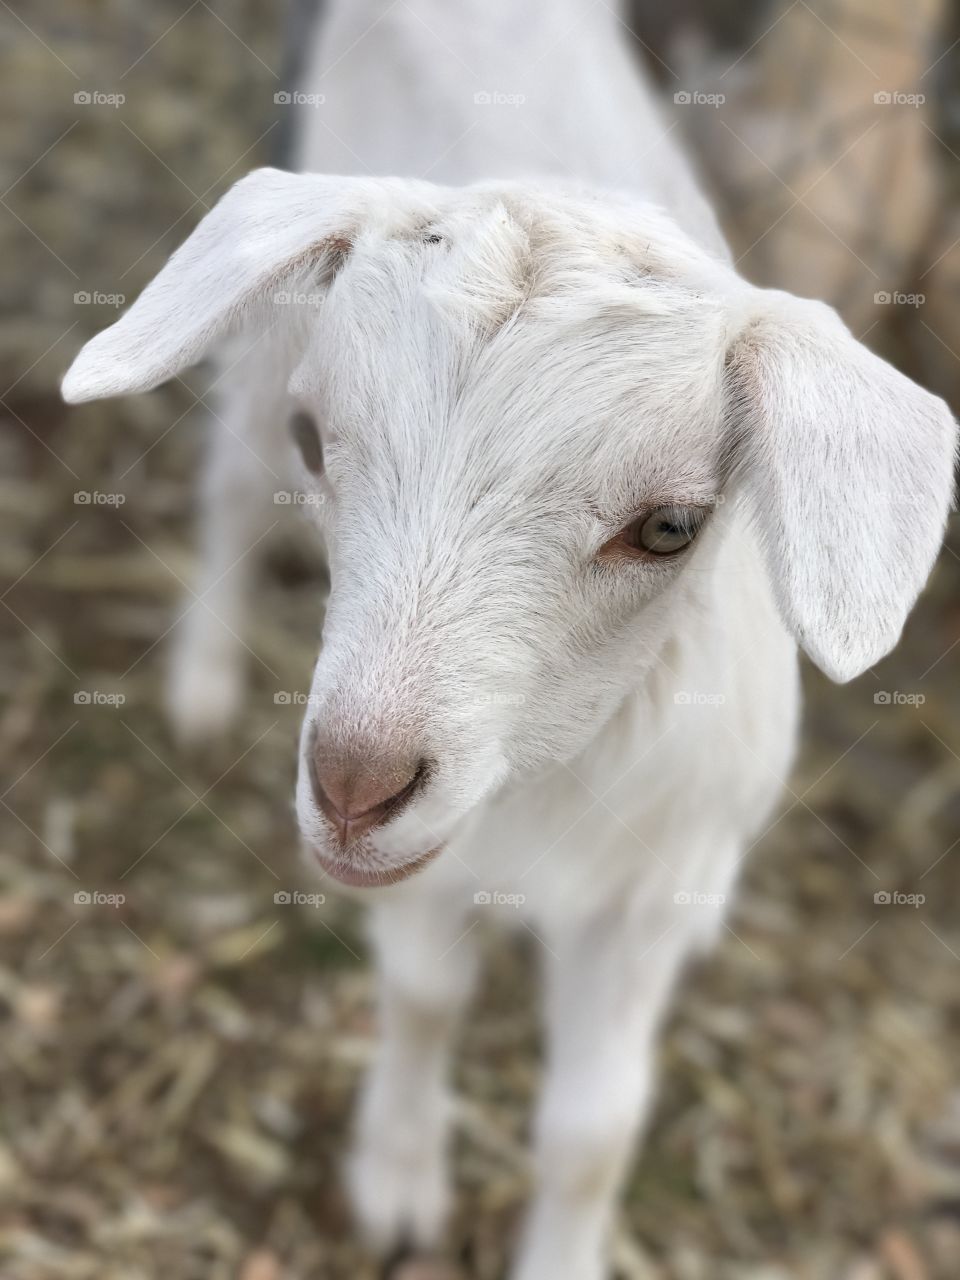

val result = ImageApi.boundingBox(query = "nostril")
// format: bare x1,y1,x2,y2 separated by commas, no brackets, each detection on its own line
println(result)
308,750,429,847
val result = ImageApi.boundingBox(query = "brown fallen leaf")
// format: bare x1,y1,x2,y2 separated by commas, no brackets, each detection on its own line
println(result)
879,1229,928,1280
149,952,202,1005
239,1247,284,1280
16,983,62,1032
0,895,38,935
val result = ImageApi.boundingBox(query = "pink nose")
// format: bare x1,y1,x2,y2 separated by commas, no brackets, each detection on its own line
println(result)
308,746,427,848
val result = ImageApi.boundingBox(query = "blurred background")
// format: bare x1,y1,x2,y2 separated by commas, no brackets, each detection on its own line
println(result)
2,2,960,1277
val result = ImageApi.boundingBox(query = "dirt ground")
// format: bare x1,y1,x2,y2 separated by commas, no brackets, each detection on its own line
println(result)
3,4,960,1279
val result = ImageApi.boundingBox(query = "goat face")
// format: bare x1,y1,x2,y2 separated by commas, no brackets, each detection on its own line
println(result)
287,215,737,883
61,169,956,887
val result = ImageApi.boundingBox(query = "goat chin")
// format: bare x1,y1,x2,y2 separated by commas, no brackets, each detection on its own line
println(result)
307,841,444,890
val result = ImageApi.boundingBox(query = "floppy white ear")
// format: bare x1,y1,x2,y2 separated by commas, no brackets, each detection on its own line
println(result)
61,167,437,403
727,291,957,682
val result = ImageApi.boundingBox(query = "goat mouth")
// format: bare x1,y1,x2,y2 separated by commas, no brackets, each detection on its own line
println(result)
311,844,443,888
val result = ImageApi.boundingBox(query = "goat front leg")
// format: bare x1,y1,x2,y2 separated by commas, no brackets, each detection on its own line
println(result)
166,335,290,742
348,893,481,1254
511,904,695,1280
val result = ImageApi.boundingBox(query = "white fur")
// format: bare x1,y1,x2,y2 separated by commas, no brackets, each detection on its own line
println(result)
62,2,956,1276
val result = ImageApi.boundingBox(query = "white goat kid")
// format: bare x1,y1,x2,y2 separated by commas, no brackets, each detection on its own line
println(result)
62,4,956,1279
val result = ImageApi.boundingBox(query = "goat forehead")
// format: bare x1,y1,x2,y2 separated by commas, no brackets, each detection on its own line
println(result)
312,278,728,464
305,194,731,368
290,210,732,528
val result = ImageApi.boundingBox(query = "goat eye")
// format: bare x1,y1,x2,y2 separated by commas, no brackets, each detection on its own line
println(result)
633,506,704,555
289,410,324,476
601,504,706,561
